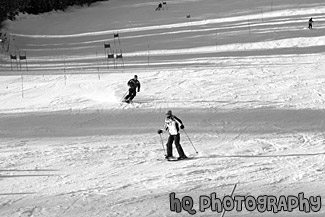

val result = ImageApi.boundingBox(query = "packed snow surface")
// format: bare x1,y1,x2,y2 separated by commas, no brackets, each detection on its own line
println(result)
0,0,325,216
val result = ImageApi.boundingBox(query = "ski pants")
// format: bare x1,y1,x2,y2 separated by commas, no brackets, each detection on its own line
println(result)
125,88,137,101
166,133,186,157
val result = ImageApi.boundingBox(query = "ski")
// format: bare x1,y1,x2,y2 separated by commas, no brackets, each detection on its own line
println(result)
168,157,194,162
157,156,195,162
121,99,132,104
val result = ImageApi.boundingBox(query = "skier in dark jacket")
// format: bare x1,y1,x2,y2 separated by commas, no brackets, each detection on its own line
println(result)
308,18,314,29
155,3,162,11
158,110,187,160
124,75,140,103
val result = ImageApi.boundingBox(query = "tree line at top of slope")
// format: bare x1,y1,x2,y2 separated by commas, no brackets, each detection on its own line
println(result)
0,0,109,29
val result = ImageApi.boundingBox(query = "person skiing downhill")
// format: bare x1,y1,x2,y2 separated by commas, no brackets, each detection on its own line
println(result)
155,3,162,11
123,75,140,103
308,17,314,29
158,110,188,160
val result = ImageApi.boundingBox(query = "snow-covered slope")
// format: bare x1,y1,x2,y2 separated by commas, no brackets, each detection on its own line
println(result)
0,0,325,216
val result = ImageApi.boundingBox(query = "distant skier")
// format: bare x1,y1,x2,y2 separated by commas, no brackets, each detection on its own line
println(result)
308,18,314,29
155,3,162,11
157,110,188,160
162,1,168,10
123,75,140,103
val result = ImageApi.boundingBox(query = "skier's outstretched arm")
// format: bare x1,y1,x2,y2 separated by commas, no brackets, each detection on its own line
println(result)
158,121,168,134
173,116,184,129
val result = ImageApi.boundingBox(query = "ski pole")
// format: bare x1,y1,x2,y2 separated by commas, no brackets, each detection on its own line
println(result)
183,129,198,154
120,90,128,101
159,133,166,154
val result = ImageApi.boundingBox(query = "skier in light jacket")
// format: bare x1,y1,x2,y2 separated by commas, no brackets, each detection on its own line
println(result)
158,110,187,160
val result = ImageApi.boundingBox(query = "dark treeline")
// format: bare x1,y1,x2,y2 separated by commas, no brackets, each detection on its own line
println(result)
0,0,107,27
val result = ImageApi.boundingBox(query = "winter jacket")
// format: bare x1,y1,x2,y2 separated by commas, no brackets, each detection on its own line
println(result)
164,115,183,135
128,79,141,91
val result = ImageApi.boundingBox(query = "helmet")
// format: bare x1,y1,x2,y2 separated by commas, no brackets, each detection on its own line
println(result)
166,110,172,116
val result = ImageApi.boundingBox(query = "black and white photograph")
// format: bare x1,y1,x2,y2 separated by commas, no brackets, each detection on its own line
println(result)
0,0,324,216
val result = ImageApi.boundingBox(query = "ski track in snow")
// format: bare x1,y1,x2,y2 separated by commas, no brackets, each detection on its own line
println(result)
1,0,325,216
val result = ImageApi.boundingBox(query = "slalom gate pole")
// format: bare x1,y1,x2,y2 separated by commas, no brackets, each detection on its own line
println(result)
159,133,166,154
182,129,198,154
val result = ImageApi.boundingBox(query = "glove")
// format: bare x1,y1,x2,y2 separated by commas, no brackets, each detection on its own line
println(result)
180,125,184,129
157,129,163,134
